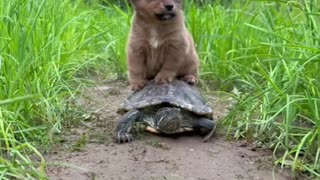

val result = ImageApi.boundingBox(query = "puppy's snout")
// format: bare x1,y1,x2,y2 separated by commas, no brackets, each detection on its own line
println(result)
165,4,174,11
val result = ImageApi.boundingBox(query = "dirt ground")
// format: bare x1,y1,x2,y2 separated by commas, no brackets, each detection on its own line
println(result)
45,80,292,180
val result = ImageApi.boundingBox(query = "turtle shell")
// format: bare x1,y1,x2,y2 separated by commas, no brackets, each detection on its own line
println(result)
120,80,213,117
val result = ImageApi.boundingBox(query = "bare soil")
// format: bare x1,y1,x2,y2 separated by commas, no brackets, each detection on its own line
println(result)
45,80,292,180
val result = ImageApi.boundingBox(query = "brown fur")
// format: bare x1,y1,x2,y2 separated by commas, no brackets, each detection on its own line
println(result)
127,0,200,91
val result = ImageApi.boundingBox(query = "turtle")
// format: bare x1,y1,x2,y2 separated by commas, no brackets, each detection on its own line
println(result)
113,80,216,143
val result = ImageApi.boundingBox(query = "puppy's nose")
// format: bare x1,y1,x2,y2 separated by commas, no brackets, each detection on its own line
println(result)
165,5,174,11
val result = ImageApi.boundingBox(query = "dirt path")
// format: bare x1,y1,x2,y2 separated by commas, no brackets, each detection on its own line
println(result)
45,80,291,180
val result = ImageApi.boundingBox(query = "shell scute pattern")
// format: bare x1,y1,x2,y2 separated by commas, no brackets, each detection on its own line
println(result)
120,80,213,117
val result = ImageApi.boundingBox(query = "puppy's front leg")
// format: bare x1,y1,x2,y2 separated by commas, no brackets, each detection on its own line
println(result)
180,74,198,85
127,46,147,91
155,47,183,84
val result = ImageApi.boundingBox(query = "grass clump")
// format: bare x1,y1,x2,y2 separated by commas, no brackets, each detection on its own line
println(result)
0,0,119,178
184,0,319,177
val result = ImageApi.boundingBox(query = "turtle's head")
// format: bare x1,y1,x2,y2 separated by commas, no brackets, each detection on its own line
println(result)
155,107,182,134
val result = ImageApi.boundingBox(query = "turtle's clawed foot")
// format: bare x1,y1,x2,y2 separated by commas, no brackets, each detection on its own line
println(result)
113,133,133,143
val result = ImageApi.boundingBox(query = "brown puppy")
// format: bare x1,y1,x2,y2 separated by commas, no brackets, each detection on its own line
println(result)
127,0,200,91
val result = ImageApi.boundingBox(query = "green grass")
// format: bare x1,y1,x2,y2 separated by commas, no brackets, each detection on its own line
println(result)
186,1,320,177
0,0,118,178
0,0,319,178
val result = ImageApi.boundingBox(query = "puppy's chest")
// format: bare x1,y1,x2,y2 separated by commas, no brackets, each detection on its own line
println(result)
145,30,166,76
148,29,162,49
147,29,166,63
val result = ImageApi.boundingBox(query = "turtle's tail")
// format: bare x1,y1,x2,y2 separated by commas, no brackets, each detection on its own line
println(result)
201,119,217,142
192,118,217,142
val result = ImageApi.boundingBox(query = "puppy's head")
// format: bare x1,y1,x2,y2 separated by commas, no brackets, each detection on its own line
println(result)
131,0,182,21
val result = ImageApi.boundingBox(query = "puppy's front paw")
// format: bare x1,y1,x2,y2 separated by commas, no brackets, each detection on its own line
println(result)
130,80,147,91
155,73,174,84
181,75,198,85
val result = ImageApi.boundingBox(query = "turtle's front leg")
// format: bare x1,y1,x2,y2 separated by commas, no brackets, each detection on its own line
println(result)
113,109,143,143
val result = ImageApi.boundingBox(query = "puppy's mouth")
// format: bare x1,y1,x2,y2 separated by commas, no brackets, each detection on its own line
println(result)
155,12,176,21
